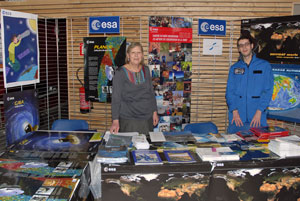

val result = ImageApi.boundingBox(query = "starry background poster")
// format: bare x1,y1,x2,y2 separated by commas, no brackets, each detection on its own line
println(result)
1,9,39,88
4,89,39,146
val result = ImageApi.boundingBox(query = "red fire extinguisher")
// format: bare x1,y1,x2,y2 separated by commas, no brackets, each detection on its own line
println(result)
77,67,91,113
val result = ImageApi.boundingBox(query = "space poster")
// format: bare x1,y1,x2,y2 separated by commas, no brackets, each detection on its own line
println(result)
1,9,39,88
4,89,39,145
241,15,300,123
83,36,126,102
149,16,192,131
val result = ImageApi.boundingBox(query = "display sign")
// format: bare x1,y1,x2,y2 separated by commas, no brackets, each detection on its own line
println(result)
149,16,192,132
1,9,40,88
89,16,120,34
83,36,126,102
198,19,226,36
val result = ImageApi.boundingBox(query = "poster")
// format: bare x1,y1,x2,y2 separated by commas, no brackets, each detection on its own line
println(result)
11,130,99,153
1,9,39,88
83,36,126,102
4,89,39,146
241,15,300,64
241,15,300,122
268,64,300,123
149,16,192,132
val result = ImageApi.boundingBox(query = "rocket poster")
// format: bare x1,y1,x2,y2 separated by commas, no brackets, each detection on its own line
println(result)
83,36,126,102
1,9,39,88
4,89,39,145
149,16,192,132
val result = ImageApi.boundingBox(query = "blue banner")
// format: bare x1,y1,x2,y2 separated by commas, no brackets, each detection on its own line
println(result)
198,19,226,36
89,16,120,34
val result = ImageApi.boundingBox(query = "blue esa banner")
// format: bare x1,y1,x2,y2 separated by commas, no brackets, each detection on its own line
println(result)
89,16,120,34
198,19,226,36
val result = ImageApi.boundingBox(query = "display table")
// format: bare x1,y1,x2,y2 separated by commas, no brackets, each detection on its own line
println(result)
99,154,300,201
0,130,101,201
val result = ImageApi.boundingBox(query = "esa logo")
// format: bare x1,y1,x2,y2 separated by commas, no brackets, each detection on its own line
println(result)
198,19,226,36
2,10,12,16
200,22,224,33
91,19,118,31
89,16,120,33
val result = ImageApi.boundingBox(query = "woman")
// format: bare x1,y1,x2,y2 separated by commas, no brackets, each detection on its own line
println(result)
110,42,159,134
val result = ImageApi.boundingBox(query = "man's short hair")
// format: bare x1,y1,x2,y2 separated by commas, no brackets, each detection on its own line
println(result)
237,34,255,46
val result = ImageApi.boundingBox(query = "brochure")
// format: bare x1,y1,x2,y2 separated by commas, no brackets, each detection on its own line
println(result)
164,150,196,163
132,150,163,165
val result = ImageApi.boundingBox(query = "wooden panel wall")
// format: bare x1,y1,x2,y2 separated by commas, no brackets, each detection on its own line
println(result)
0,0,295,133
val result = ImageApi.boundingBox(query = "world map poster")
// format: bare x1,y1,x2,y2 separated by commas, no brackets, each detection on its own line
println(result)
149,16,193,132
1,9,39,88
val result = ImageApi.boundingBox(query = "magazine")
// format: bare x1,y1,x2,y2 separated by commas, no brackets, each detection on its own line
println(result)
164,150,196,163
132,150,163,165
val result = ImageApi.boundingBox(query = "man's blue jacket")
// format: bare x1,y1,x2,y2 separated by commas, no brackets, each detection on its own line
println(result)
226,54,274,133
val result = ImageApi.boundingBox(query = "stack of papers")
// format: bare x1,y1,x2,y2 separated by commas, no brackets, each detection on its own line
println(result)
268,135,300,158
132,134,150,149
195,147,240,162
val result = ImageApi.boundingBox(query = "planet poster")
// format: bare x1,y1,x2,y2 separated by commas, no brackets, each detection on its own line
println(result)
4,89,39,146
1,9,39,88
268,64,300,123
83,36,126,102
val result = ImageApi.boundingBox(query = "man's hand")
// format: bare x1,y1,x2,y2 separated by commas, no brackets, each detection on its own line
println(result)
250,110,262,128
153,111,159,126
110,119,120,134
232,110,243,127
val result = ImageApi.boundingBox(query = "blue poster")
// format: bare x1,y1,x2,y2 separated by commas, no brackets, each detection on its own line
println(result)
268,64,300,123
1,9,39,88
4,89,39,145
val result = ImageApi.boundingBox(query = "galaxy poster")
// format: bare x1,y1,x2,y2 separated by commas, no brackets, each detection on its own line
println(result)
4,89,39,146
149,16,192,132
241,15,300,64
11,130,99,153
83,36,126,102
267,64,300,123
1,9,39,88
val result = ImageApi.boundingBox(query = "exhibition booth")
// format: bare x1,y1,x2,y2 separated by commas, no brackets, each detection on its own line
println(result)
1,7,300,201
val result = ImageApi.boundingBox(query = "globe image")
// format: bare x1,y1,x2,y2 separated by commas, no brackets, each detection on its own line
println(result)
269,74,300,111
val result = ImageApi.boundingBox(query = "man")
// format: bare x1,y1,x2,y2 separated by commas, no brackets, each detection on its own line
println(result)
226,35,274,133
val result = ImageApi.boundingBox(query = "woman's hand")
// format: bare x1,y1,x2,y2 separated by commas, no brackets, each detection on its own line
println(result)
110,119,120,134
153,111,159,126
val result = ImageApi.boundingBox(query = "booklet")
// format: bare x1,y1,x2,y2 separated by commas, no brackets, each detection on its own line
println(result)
132,150,163,165
164,150,196,163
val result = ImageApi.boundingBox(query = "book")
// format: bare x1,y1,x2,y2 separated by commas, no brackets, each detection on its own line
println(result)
96,146,128,164
251,126,289,139
163,131,196,143
89,132,104,142
149,131,166,142
105,134,133,148
220,133,243,142
132,150,163,165
195,147,240,162
164,150,196,163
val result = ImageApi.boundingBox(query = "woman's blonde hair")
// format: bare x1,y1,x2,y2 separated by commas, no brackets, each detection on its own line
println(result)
125,42,145,65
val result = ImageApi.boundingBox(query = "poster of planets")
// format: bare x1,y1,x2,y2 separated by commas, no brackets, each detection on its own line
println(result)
1,9,39,88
